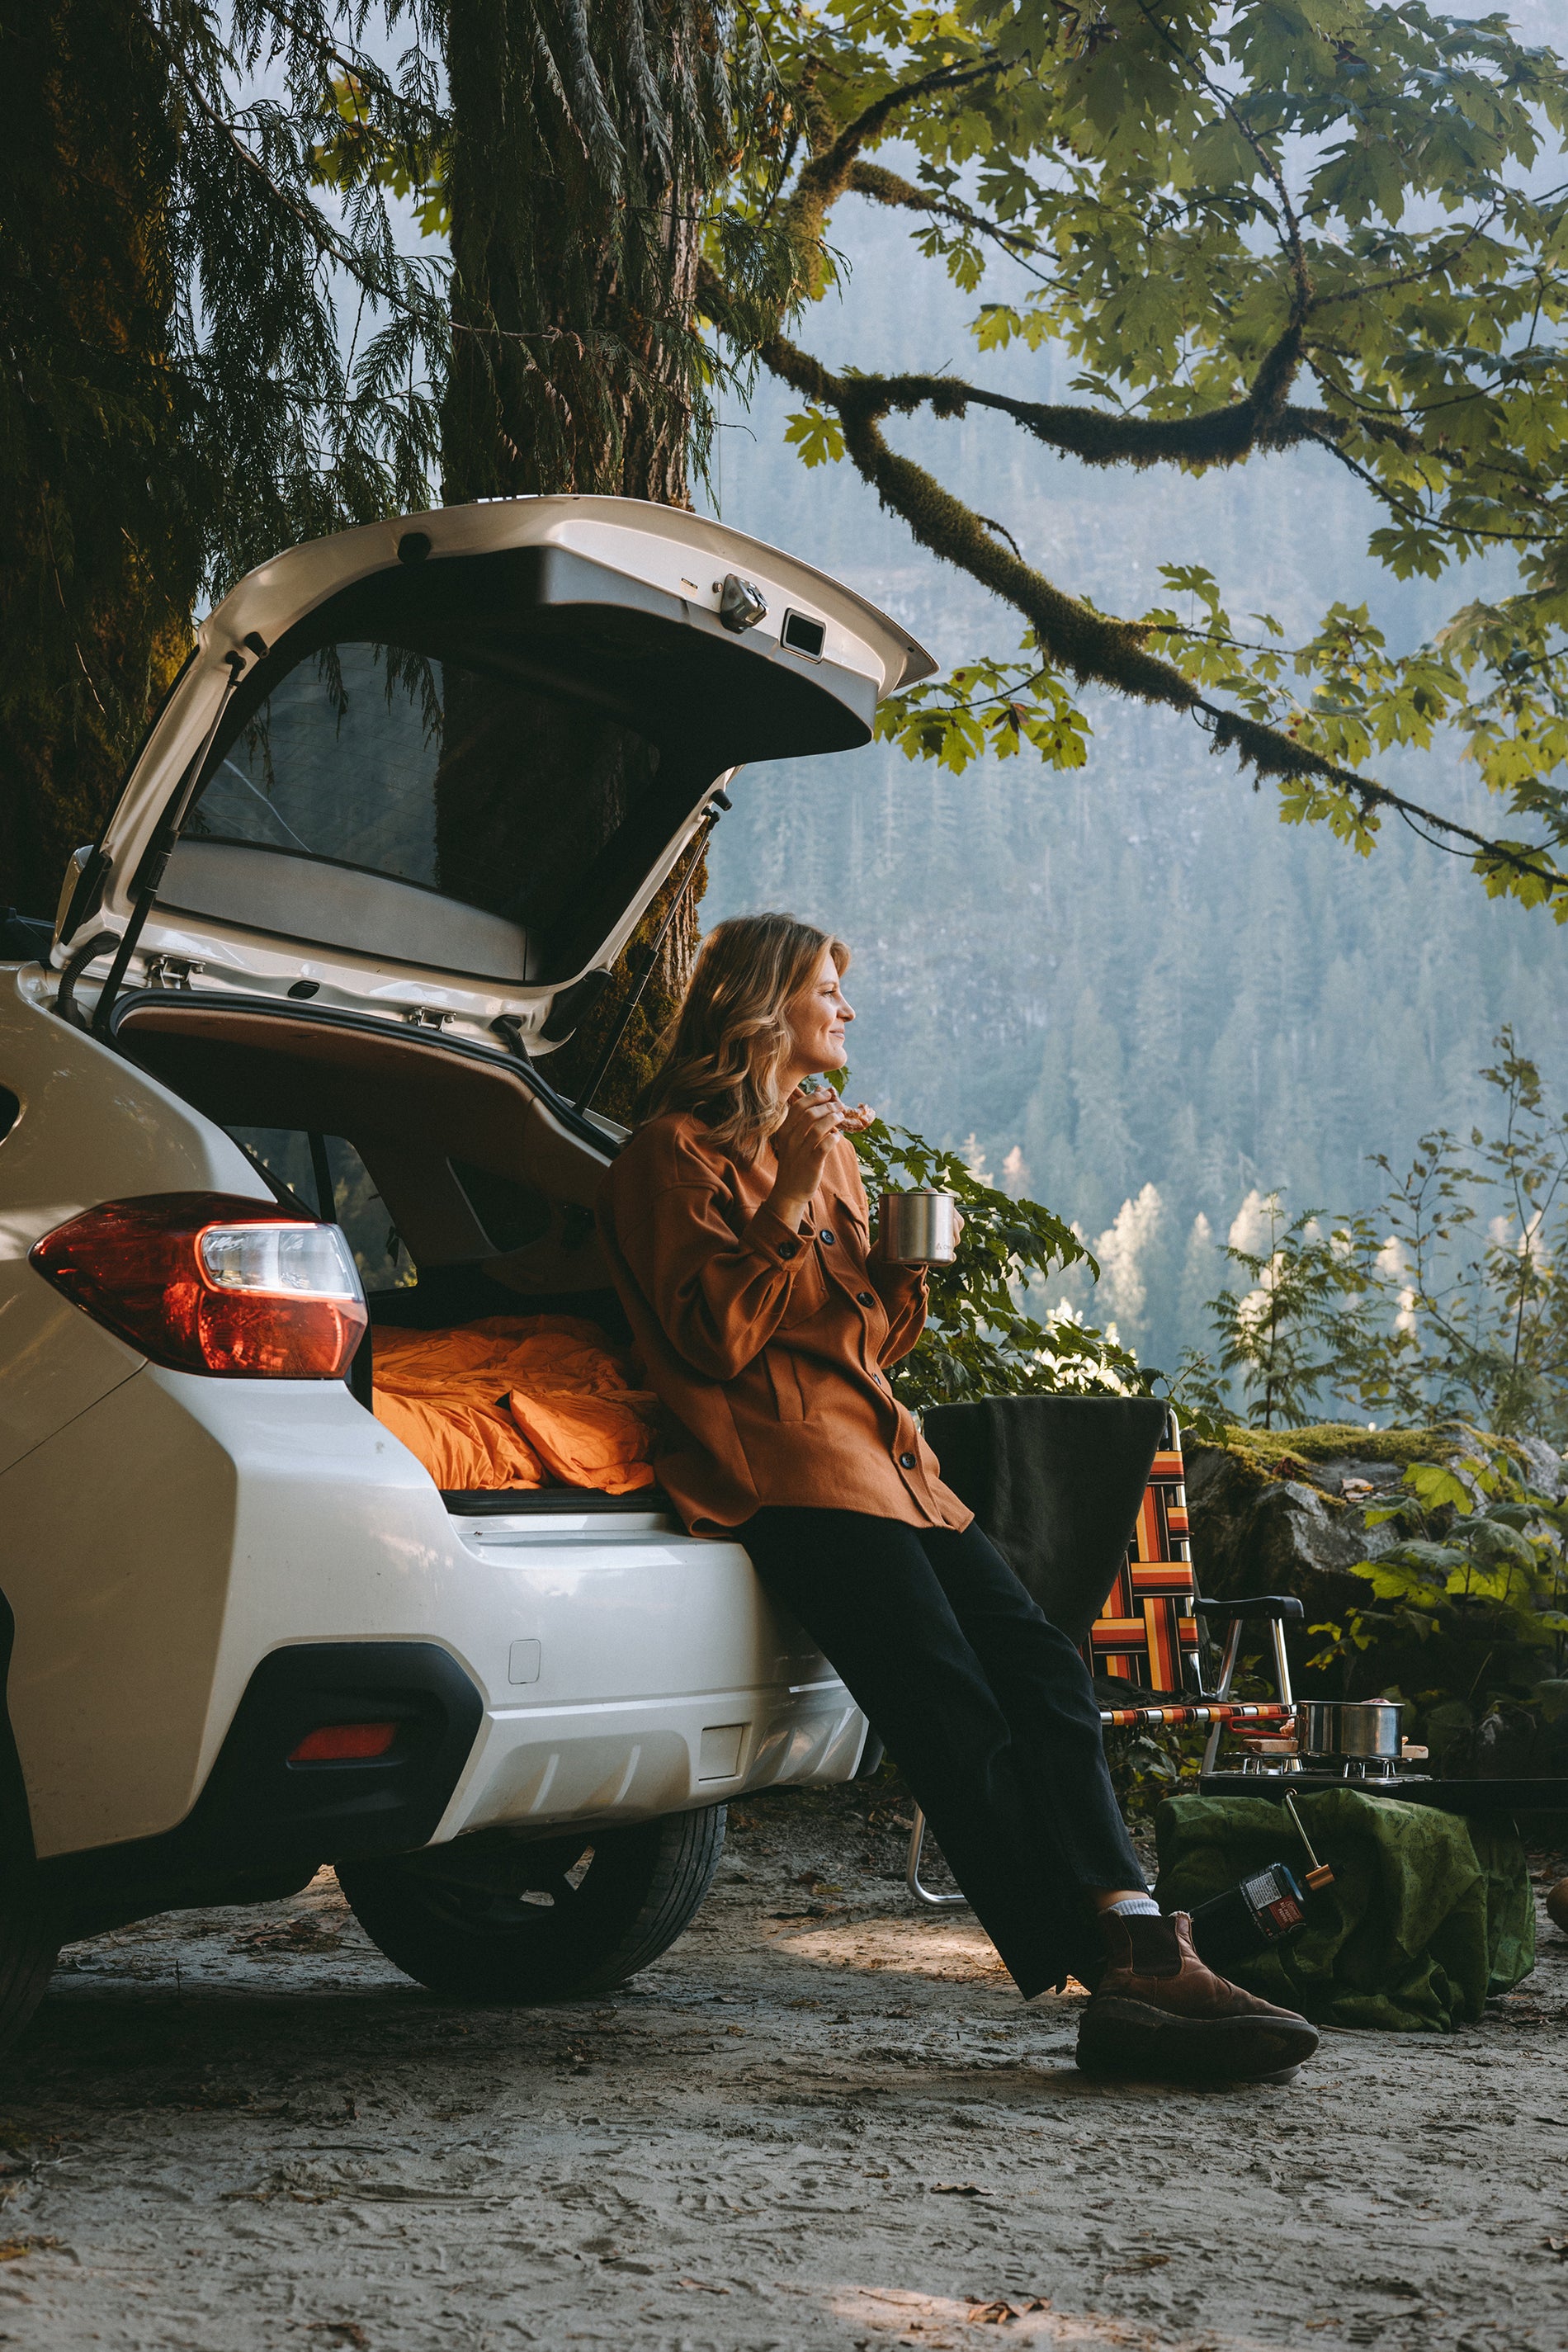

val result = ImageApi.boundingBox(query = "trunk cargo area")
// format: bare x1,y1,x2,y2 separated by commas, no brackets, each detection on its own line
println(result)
115,994,661,1508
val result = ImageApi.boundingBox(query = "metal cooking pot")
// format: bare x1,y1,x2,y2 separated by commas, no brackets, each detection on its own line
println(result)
1300,1699,1403,1762
879,1189,958,1266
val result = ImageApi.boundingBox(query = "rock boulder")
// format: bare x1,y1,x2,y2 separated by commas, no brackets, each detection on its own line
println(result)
1186,1421,1567,1673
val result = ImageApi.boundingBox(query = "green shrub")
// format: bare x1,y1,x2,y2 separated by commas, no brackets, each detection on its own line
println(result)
1307,1431,1568,1764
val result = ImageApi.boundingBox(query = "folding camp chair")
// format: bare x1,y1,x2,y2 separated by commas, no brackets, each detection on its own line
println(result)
904,1400,1301,1906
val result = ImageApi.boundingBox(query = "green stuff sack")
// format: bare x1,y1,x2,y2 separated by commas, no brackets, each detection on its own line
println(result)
1154,1789,1535,2032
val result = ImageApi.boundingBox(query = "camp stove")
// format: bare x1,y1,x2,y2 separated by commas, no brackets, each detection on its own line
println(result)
1211,1698,1429,1789
1204,1703,1568,1818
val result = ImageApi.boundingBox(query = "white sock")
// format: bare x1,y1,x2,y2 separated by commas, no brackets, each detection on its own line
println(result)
1107,1895,1160,1918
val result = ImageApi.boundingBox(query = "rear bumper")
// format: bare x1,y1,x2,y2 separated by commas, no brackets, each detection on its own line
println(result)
446,1676,867,1841
3,1367,867,1871
38,1641,483,1938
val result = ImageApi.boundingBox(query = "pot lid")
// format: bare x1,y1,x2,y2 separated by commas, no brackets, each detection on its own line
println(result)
67,498,934,1048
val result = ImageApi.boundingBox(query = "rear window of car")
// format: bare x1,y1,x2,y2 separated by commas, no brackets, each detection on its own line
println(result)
228,1126,415,1292
185,640,663,937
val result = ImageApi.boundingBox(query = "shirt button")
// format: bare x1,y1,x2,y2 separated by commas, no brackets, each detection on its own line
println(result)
819,1228,835,1244
899,1451,917,1470
857,1290,876,1306
777,1239,799,1260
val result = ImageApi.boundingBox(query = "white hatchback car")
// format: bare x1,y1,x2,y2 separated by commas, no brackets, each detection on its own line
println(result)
0,496,935,2048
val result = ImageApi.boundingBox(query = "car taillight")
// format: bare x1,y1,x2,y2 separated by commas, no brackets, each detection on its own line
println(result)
30,1193,366,1377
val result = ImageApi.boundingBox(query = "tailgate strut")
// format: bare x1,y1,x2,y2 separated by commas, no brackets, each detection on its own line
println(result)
91,637,264,1037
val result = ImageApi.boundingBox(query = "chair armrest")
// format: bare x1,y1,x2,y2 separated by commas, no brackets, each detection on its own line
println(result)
1195,1594,1304,1623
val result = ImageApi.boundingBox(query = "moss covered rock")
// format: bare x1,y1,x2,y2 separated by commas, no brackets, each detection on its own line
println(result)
1186,1420,1566,1698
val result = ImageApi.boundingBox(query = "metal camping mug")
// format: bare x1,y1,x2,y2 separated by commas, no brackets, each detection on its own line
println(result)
879,1189,959,1266
1300,1699,1403,1762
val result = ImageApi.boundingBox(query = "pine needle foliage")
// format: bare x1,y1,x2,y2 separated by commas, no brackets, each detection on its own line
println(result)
1,0,446,913
1203,1193,1365,1433
166,0,446,580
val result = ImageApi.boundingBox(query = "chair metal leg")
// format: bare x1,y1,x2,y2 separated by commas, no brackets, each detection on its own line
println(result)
906,1806,968,1909
1268,1617,1296,1709
1199,1616,1246,1773
1211,1618,1244,1702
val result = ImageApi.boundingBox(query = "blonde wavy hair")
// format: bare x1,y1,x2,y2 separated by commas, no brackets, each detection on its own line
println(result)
640,912,850,1159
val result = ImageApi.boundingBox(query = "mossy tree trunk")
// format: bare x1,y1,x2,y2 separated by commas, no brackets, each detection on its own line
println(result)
442,0,731,1117
0,0,196,920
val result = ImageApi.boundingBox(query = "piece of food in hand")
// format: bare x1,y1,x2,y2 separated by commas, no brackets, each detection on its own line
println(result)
792,1079,873,1133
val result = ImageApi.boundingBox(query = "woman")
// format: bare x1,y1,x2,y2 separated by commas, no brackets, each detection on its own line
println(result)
597,913,1316,2083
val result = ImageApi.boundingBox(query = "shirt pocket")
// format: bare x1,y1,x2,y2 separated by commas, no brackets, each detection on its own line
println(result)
829,1188,872,1265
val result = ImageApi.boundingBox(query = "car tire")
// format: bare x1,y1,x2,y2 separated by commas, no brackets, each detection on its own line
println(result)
0,1868,61,2057
337,1804,726,2003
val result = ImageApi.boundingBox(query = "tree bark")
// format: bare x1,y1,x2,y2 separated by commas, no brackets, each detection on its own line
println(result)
0,0,195,920
442,0,727,1114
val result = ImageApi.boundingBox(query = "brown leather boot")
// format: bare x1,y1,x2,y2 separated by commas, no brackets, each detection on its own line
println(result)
1076,1910,1320,2083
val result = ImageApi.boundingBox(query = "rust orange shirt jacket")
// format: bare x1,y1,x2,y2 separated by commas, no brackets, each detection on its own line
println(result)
597,1112,973,1536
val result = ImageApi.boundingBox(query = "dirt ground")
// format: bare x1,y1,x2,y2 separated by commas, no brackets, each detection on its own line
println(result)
2,1785,1566,2352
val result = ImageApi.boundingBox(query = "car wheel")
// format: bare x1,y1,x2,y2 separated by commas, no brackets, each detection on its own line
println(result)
0,1866,61,2057
337,1804,726,2002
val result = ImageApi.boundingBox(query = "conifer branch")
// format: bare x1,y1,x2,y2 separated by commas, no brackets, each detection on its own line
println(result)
142,10,439,325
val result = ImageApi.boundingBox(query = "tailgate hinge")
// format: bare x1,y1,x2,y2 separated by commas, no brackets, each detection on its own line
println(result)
144,955,204,991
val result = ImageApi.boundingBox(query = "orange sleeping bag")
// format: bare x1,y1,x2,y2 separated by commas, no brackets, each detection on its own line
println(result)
372,1315,659,1495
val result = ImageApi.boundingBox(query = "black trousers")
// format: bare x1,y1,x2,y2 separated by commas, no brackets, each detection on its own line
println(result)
741,1506,1145,1998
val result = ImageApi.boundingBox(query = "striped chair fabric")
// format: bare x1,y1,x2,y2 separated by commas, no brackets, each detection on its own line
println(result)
1084,1427,1293,1735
